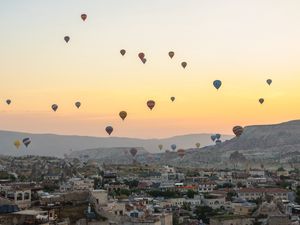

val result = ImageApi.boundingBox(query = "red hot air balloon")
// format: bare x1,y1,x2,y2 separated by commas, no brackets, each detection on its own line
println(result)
233,126,244,137
119,111,127,121
81,14,87,21
120,49,126,56
105,126,113,135
51,104,58,112
147,100,155,110
138,52,145,60
259,98,264,104
177,149,185,158
64,36,70,43
168,51,175,59
130,148,138,157
181,62,187,69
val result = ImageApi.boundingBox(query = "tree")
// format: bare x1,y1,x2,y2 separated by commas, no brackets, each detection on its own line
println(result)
194,206,217,224
295,186,300,205
187,190,195,199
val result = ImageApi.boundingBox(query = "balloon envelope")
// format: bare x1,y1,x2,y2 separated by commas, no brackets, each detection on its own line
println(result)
81,14,87,21
14,140,21,149
120,49,126,56
147,100,155,110
64,36,70,43
181,62,187,69
213,80,222,90
196,143,201,148
6,99,11,105
233,126,244,137
211,135,217,142
177,149,185,158
130,148,138,157
119,111,127,121
158,144,163,150
259,98,264,104
75,102,81,109
138,52,145,60
215,134,221,140
170,96,175,102
171,144,177,151
266,79,272,85
142,58,147,64
168,51,175,59
22,138,31,148
105,126,113,135
52,104,58,112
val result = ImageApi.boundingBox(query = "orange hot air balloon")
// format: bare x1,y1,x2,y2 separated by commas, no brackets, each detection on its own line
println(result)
168,51,175,59
119,111,127,121
120,49,126,56
81,14,87,21
147,100,155,110
177,149,185,158
233,126,244,137
138,52,145,60
181,62,187,69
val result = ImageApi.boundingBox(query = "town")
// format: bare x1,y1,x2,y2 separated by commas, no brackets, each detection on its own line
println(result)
0,155,299,225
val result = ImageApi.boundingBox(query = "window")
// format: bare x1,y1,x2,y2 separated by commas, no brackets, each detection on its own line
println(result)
17,193,23,201
24,192,30,200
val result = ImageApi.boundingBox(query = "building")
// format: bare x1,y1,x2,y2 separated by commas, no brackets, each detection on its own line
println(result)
4,189,31,209
210,215,254,225
237,188,289,201
90,189,108,207
198,181,217,193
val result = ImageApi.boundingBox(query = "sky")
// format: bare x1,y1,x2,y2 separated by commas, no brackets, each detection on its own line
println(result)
0,0,300,138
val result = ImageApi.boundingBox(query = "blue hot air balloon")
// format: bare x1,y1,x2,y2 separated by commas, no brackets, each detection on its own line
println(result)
211,135,217,142
22,138,31,148
213,80,222,90
171,144,177,151
215,134,221,140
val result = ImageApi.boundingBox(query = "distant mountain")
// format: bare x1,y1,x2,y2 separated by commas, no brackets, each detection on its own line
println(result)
0,130,232,158
160,120,300,168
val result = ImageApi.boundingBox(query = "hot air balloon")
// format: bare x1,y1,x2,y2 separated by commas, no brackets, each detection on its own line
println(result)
138,52,145,60
181,62,187,69
119,111,127,121
170,96,175,102
196,143,201,149
64,36,70,43
233,126,244,137
14,140,21,149
51,104,58,112
171,144,177,151
211,135,217,142
142,58,147,64
120,49,126,56
177,149,185,158
259,98,264,104
168,51,175,59
266,79,272,85
105,126,113,135
165,149,170,153
75,102,81,109
213,80,222,90
22,138,31,148
6,99,11,105
147,100,155,110
215,134,221,140
158,144,163,150
130,148,138,158
81,14,87,21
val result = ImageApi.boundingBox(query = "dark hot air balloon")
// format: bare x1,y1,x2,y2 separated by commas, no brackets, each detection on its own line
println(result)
81,14,87,21
168,51,175,59
181,62,187,69
259,98,264,104
120,49,126,56
138,52,145,60
142,58,147,64
171,144,177,151
147,100,155,110
215,134,221,140
75,102,81,109
211,135,217,142
266,79,272,85
233,126,244,137
51,104,58,112
64,36,70,43
196,143,200,148
6,99,11,105
170,96,175,102
130,148,138,157
22,138,31,148
119,111,127,121
105,126,113,135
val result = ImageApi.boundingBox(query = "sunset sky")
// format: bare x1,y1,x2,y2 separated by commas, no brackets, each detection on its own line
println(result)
0,0,300,138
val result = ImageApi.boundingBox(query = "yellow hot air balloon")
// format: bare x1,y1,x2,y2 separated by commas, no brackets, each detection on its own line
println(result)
196,143,201,149
14,140,21,149
158,144,163,150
